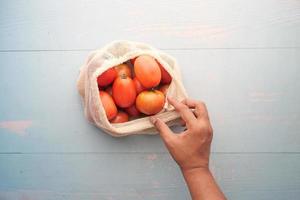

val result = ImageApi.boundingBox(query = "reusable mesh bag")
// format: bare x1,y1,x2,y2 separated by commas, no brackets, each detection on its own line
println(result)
77,41,188,137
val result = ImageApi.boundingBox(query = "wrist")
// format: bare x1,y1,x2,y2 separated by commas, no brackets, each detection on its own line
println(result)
181,166,211,176
181,166,226,200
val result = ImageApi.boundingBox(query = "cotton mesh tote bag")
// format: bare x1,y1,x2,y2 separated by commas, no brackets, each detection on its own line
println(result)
77,40,188,137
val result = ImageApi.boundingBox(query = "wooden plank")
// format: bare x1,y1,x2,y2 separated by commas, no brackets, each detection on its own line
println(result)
0,153,299,200
0,49,299,153
0,0,299,50
177,49,300,153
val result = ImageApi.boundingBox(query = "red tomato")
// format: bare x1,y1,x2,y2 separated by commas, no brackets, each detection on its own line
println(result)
136,90,165,115
157,61,172,84
97,68,117,87
115,63,132,78
110,111,129,123
134,55,161,88
159,84,169,96
105,86,113,96
112,75,136,108
99,91,118,120
133,77,146,94
125,104,140,117
98,85,105,91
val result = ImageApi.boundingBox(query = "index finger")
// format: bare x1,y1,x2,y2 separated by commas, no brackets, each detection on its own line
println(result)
150,116,175,145
167,97,196,125
181,99,209,120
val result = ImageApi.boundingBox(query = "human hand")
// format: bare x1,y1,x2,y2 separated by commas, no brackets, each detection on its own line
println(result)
150,97,213,172
150,99,226,200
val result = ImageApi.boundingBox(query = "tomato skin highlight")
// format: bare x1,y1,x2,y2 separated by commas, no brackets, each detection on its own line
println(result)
133,77,146,94
112,75,137,108
125,104,140,117
134,55,161,88
159,84,169,96
97,68,117,87
110,111,129,123
115,63,132,78
99,91,118,120
157,61,172,84
136,90,165,115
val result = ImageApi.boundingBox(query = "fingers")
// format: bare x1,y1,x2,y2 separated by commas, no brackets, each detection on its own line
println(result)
181,98,209,120
167,97,196,124
150,116,174,143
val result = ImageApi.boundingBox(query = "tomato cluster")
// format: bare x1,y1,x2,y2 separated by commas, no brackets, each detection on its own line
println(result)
98,55,172,123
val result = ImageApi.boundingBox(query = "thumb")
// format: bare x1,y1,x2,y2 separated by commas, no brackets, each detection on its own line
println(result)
150,117,174,142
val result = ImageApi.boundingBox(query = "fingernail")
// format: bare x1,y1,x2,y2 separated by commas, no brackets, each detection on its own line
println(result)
149,116,157,124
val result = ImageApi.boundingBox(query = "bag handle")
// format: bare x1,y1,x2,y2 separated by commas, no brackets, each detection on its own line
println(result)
111,109,184,136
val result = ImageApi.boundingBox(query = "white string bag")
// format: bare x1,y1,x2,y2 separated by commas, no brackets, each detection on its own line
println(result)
77,41,188,137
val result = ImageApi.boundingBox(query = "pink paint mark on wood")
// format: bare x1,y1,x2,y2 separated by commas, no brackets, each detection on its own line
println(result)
146,154,158,161
0,120,33,135
106,196,114,200
20,193,32,200
248,91,282,102
249,115,274,122
125,24,229,41
127,9,145,16
177,25,228,39
152,180,160,188
206,71,220,82
214,115,226,126
247,113,300,124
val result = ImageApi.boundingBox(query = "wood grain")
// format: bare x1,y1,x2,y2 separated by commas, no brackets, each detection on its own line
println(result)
0,0,299,198
0,153,299,200
0,49,299,153
0,0,299,50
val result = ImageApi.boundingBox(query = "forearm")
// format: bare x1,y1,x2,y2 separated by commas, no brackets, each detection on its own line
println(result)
182,168,226,200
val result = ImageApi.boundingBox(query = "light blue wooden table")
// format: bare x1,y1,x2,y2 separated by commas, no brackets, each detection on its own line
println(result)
0,0,300,199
